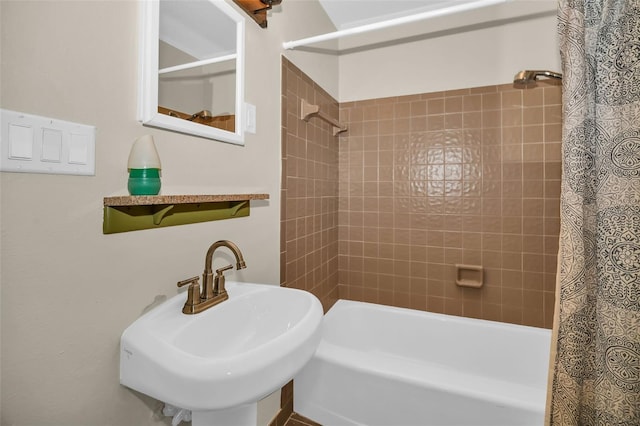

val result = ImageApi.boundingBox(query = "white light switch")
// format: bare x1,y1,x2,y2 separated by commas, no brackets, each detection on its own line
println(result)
8,124,34,159
42,128,62,162
69,133,89,164
1,109,95,175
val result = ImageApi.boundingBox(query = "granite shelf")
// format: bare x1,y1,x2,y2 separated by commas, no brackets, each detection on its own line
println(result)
103,193,269,234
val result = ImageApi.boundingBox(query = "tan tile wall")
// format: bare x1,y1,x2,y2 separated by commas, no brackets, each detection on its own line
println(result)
338,83,562,328
281,58,339,311
281,55,561,327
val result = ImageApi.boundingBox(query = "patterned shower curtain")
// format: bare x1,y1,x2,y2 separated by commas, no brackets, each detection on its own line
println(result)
548,0,640,424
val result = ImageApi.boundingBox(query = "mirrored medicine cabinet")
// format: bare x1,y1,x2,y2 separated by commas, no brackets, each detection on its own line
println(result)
138,0,246,145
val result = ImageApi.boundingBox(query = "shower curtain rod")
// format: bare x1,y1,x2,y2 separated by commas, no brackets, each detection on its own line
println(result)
283,0,509,50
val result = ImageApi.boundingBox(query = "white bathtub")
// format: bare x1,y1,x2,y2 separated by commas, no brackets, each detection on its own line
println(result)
294,300,551,426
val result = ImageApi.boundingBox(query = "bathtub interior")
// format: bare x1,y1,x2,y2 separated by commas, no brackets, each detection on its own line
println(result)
322,300,552,388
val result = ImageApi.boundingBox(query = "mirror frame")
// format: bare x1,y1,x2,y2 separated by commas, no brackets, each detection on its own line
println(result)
138,0,246,145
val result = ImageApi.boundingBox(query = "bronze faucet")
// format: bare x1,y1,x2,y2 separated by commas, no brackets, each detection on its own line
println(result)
177,240,246,314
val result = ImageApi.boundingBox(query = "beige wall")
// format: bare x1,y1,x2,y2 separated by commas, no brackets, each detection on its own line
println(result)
0,1,336,425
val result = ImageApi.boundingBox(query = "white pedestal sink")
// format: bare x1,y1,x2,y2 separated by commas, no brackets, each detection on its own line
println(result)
120,281,323,425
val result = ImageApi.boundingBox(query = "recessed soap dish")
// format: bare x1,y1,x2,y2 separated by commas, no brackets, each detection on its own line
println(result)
455,264,483,288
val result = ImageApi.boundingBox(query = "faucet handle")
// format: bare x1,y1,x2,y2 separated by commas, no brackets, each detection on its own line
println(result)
215,264,234,275
213,264,234,295
177,276,200,288
177,276,201,314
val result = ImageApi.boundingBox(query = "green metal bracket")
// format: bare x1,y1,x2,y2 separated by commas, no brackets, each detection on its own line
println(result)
103,200,250,234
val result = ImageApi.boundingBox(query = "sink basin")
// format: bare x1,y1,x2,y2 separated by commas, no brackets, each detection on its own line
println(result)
120,281,323,412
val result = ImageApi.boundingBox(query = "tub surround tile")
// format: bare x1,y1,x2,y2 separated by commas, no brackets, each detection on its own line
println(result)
337,83,561,328
280,58,339,311
282,56,558,330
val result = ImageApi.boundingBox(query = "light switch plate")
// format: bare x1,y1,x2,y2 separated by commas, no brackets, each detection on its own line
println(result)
244,102,256,134
0,109,96,176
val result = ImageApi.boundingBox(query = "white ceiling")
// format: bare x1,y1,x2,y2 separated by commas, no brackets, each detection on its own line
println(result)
317,0,482,30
